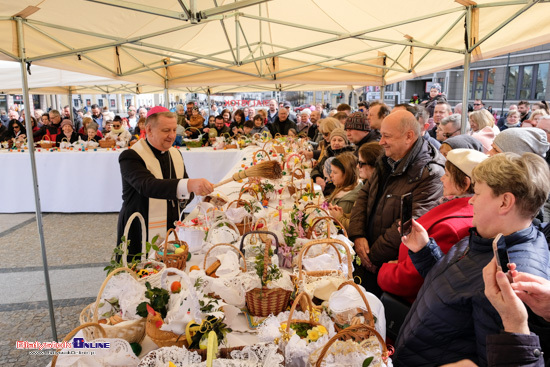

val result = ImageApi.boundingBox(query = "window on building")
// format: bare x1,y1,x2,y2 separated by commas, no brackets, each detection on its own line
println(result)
507,63,549,100
469,68,495,100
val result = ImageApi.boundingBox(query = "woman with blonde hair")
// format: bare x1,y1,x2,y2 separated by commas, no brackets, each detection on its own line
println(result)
523,108,548,128
469,109,499,153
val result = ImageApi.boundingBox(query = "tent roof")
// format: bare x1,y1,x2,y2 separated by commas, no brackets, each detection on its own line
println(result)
1,0,549,92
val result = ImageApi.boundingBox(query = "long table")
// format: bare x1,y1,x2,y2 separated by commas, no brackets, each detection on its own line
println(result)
0,147,250,213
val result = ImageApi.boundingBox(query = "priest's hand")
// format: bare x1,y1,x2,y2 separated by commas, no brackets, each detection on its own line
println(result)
187,178,214,196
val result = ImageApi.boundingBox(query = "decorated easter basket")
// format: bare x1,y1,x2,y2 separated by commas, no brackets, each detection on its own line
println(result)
121,212,167,288
183,126,204,148
79,267,146,344
155,228,189,271
99,137,116,148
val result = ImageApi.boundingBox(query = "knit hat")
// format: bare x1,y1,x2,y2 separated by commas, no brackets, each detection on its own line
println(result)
329,128,349,144
147,106,170,118
446,148,488,179
301,108,312,116
60,119,73,129
441,135,483,152
431,83,442,92
344,112,370,131
493,127,550,158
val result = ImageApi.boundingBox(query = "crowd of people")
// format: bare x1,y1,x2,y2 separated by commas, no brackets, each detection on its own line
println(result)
3,89,550,365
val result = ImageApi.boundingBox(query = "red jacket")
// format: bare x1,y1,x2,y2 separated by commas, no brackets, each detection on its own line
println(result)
377,196,473,304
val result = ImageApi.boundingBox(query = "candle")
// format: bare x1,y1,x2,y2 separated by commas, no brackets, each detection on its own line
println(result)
278,199,282,222
311,178,314,193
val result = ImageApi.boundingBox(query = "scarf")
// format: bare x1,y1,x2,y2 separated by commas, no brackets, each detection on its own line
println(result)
111,127,125,134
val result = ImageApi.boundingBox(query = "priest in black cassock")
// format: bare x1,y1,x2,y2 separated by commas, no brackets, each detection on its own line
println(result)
117,106,214,259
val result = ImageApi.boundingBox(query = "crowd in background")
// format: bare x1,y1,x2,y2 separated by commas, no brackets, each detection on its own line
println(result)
2,89,550,365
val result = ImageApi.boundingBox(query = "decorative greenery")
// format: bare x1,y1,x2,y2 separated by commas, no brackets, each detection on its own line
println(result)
104,235,160,275
363,357,374,367
136,282,170,319
99,297,121,319
242,199,262,214
282,204,313,248
254,244,282,288
188,315,232,349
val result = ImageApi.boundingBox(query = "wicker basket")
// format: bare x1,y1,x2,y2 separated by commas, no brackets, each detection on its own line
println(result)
306,216,348,239
183,127,203,147
331,280,376,332
39,135,54,149
155,228,189,271
227,198,255,235
51,323,107,367
252,148,272,164
287,167,306,196
283,291,322,338
99,138,116,148
79,267,146,343
121,212,167,288
297,238,353,301
245,239,291,317
313,324,389,367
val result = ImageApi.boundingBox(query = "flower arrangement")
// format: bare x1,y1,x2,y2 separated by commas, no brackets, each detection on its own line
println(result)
278,323,328,343
253,244,283,288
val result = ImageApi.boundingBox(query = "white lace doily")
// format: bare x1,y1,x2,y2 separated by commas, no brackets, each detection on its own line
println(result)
96,272,147,321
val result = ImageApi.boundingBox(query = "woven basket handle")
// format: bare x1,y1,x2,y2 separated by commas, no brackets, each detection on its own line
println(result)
303,204,330,218
286,292,316,333
122,212,147,266
51,322,107,367
42,135,51,142
314,324,389,367
252,149,272,163
336,280,375,328
92,267,139,322
161,228,187,263
205,219,240,244
298,238,353,282
239,182,261,200
239,230,279,255
307,216,348,239
203,243,247,272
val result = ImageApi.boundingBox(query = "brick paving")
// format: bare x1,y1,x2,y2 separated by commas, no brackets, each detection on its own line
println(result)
0,213,118,366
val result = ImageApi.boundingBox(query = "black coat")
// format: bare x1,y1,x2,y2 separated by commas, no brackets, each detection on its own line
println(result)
269,117,297,136
116,141,193,258
55,131,79,146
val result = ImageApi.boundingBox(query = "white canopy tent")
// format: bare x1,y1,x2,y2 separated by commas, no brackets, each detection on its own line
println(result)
2,0,550,341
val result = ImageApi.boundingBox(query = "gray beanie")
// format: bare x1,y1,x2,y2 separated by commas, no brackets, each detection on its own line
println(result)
493,127,550,158
442,135,483,152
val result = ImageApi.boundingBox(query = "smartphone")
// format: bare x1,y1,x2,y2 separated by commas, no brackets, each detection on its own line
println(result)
400,193,413,237
492,233,510,273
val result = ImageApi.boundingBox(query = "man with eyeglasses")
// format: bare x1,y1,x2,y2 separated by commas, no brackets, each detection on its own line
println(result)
473,99,485,111
344,112,380,156
348,110,445,296
428,101,452,141
439,114,465,141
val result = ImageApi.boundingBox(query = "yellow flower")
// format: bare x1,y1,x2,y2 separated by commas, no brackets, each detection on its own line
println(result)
316,325,327,335
302,196,309,202
306,329,320,342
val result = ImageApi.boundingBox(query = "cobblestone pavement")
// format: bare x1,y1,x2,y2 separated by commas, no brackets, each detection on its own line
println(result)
0,213,118,367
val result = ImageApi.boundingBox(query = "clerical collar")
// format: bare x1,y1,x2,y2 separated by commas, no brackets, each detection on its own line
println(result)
146,139,167,155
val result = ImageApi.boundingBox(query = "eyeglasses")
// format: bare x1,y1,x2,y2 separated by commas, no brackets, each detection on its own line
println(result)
473,103,482,106
112,125,121,128
13,126,20,129
443,129,461,139
322,132,330,137
357,160,368,168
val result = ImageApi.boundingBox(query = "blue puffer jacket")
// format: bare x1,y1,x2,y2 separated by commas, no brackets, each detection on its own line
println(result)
393,226,550,367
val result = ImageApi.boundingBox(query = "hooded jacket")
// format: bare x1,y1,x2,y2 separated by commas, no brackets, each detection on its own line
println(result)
348,136,445,265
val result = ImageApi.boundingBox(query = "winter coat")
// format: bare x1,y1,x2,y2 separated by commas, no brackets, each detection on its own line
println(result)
377,196,473,304
329,183,363,214
348,137,445,265
269,117,297,136
394,225,550,367
486,332,545,367
353,130,381,156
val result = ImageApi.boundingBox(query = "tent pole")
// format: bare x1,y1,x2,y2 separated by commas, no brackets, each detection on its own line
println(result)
16,16,58,341
68,87,75,130
461,5,473,134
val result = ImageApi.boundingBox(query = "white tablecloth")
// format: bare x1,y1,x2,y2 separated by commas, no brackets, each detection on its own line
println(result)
0,147,250,213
